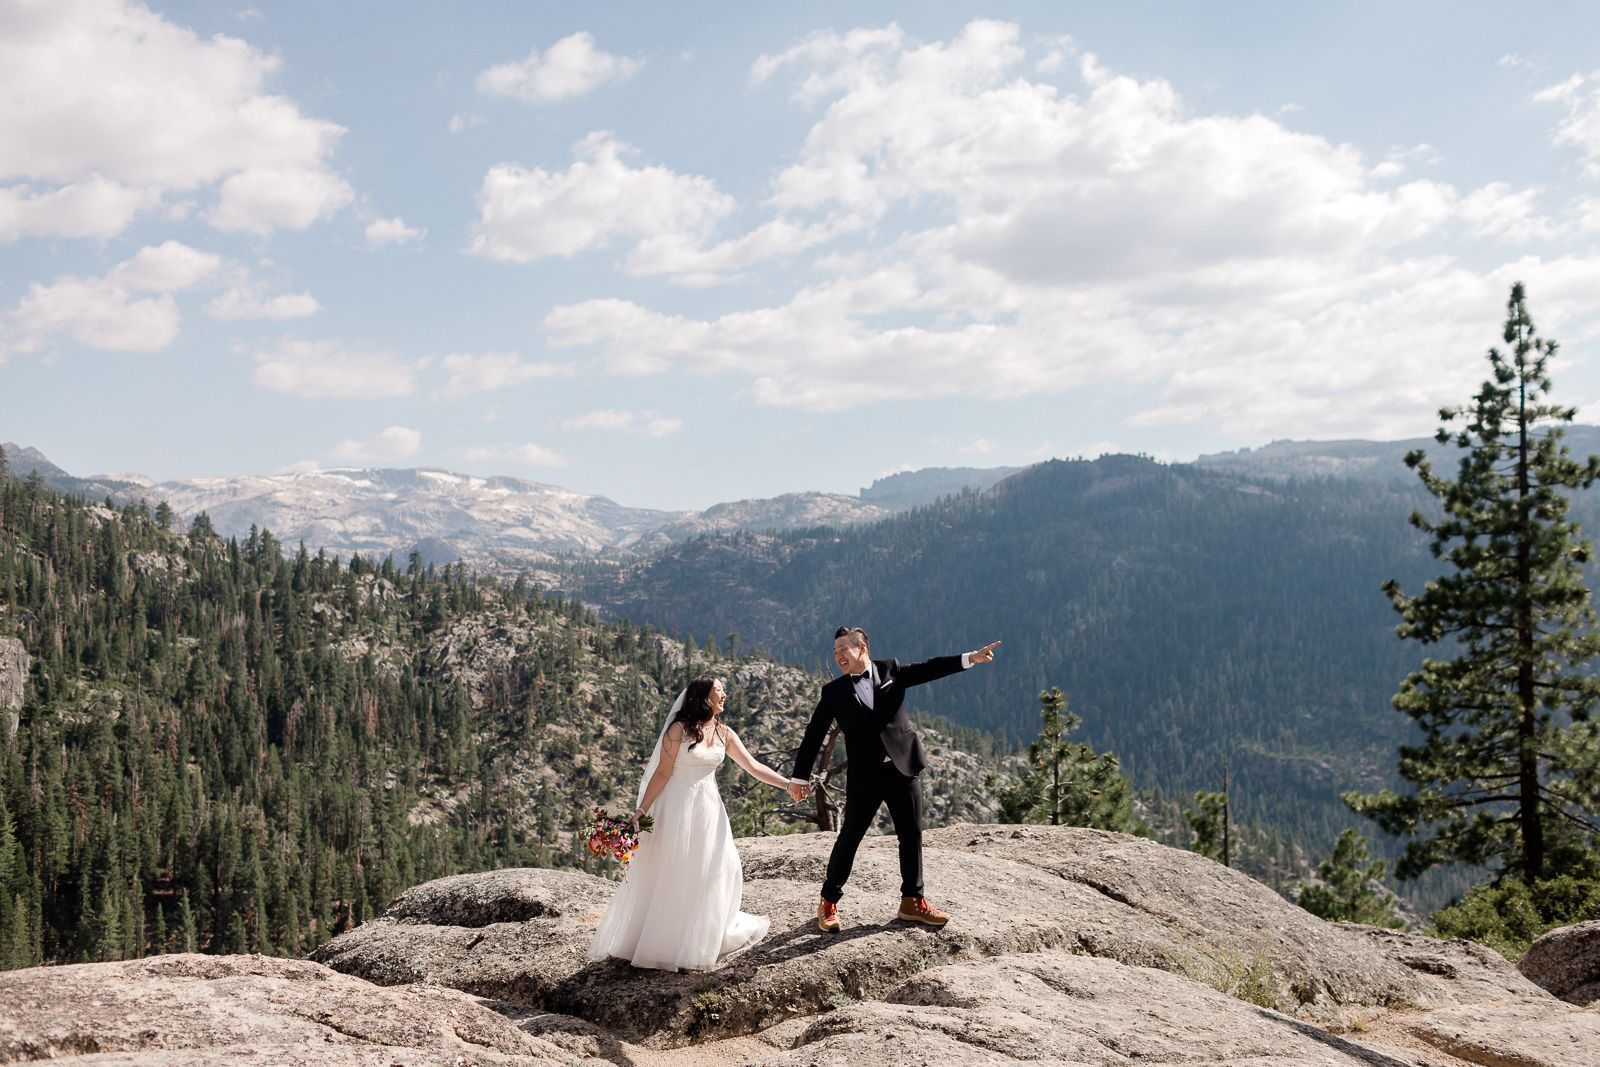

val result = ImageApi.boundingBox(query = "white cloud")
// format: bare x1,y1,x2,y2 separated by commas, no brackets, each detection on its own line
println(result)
476,32,639,104
0,0,351,240
464,443,567,467
365,216,425,246
959,437,998,455
109,241,224,292
1458,182,1555,242
448,113,485,133
469,132,733,266
1534,71,1600,175
624,215,849,286
435,351,570,397
2,240,221,356
204,285,319,320
1034,35,1074,75
207,166,353,235
755,21,1459,276
0,177,156,241
1576,195,1600,233
250,339,421,399
5,279,179,356
558,408,682,437
328,426,422,464
1,241,322,357
542,20,1598,440
1370,143,1438,179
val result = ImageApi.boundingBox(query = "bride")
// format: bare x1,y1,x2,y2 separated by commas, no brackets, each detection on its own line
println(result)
586,675,797,971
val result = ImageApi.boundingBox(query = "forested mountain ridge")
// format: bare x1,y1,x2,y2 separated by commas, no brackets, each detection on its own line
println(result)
0,470,1006,968
563,454,1467,894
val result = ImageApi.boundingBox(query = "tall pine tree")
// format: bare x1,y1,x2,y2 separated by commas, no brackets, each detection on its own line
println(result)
1348,283,1600,882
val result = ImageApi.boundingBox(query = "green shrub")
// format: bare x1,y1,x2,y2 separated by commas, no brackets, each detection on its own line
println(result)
1431,872,1600,959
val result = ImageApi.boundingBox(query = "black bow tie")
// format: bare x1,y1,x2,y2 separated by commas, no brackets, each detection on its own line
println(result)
850,671,870,682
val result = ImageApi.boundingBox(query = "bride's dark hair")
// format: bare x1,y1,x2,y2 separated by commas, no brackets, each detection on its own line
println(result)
671,675,722,749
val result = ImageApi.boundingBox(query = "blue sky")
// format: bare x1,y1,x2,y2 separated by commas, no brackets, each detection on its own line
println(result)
4,1,1600,509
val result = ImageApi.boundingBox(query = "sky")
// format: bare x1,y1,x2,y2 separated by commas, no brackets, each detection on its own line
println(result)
4,1,1600,509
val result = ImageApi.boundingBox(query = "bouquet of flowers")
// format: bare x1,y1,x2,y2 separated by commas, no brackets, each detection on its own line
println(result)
584,806,653,865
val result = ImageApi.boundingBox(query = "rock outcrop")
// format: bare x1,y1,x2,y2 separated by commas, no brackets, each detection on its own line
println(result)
10,826,1600,1066
308,824,1600,1065
0,635,25,740
313,825,1444,1046
0,953,575,1065
1519,920,1600,1006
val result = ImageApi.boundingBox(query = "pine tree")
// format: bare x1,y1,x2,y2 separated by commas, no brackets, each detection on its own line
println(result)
6,893,30,969
1295,828,1403,927
1185,790,1228,863
1347,283,1600,881
178,889,198,953
990,688,1141,832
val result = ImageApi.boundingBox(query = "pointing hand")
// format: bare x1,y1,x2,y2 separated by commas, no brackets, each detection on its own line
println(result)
969,640,1001,665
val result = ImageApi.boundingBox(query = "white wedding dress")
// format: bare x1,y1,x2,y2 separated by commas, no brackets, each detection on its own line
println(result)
586,727,769,971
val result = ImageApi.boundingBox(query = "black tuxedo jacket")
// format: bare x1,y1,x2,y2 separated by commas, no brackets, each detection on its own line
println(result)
793,655,965,779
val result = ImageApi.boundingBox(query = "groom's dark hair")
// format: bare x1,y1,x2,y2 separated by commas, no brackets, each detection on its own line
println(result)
834,626,869,648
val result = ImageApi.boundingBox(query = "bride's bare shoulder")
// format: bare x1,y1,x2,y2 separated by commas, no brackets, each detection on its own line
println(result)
665,721,686,742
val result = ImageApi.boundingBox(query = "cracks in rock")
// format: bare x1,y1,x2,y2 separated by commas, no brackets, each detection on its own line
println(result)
1062,872,1142,912
307,1011,391,1046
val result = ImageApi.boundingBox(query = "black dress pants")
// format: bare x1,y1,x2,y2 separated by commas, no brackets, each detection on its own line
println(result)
821,759,923,903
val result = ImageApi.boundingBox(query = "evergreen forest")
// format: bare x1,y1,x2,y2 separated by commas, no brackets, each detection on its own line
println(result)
0,469,1002,968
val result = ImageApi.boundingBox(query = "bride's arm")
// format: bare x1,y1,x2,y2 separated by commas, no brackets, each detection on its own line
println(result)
636,723,684,819
722,727,793,789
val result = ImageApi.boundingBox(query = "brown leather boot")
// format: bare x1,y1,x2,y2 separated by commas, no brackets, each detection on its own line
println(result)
817,897,841,932
897,895,950,927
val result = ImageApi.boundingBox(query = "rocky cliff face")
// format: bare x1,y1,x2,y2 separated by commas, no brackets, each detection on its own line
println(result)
0,635,26,739
5,825,1596,1066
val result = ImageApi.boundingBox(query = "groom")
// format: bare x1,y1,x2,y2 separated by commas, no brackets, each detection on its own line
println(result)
789,626,999,933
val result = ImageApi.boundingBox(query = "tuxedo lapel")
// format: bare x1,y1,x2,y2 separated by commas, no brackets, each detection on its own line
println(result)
850,669,872,711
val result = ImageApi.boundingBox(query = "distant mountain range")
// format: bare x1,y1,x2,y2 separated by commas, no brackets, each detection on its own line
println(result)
12,430,1600,568
1194,425,1600,486
0,444,1017,566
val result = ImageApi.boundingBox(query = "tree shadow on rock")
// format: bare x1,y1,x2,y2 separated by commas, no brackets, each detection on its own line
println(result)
541,918,903,1047
1254,1010,1417,1067
488,1001,646,1067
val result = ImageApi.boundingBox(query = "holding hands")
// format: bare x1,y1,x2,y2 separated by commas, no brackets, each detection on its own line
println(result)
787,779,812,803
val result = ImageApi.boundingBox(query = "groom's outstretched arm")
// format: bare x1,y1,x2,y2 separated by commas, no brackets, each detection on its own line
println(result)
791,697,834,782
896,640,1001,688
